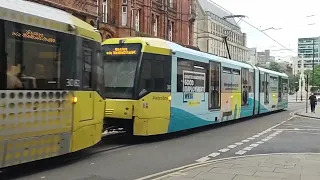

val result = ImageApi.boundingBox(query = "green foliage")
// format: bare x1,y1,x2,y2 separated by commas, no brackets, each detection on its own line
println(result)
310,65,320,88
288,74,299,93
267,62,283,73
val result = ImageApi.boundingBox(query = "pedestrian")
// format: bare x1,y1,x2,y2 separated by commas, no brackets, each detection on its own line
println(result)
309,93,317,113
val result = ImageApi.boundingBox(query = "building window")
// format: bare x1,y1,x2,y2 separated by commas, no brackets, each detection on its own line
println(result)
135,9,140,31
168,0,174,8
187,25,189,45
102,0,108,23
121,6,127,26
168,20,173,41
122,0,127,4
152,14,159,36
131,10,134,28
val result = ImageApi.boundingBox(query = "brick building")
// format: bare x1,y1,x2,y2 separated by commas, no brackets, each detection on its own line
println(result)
27,0,195,45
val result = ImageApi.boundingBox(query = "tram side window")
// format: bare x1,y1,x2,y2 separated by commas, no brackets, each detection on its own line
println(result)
241,68,249,106
4,21,62,90
278,77,282,102
209,61,220,109
138,53,171,97
283,79,288,93
249,71,254,93
83,49,92,89
260,74,265,93
265,73,270,104
177,58,207,93
0,20,5,90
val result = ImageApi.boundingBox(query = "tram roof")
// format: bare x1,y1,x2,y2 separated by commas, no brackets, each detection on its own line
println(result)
257,67,288,78
0,0,101,42
103,37,253,68
102,37,288,77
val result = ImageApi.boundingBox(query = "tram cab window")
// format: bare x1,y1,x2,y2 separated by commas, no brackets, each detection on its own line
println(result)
83,48,92,89
138,53,171,97
3,21,62,90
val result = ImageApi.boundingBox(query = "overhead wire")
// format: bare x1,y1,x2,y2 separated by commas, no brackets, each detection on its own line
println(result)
207,0,296,53
119,0,294,54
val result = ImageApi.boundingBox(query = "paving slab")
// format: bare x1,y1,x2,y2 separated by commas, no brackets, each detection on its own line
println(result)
158,154,320,180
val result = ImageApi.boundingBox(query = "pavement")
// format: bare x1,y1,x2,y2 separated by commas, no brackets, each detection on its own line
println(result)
154,154,320,180
3,103,315,180
295,106,320,119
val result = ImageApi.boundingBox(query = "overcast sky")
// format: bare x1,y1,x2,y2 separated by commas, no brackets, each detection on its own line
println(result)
209,0,320,58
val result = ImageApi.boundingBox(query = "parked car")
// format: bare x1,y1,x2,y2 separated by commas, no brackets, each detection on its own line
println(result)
314,92,320,102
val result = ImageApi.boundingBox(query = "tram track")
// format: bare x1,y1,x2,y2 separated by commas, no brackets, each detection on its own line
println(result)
0,132,134,180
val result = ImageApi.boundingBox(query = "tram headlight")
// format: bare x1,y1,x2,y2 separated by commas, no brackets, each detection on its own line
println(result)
72,96,78,104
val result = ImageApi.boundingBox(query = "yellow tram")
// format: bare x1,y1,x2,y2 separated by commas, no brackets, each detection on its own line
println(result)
0,0,104,168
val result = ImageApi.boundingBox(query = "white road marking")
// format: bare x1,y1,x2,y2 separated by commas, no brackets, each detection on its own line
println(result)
273,128,320,131
208,153,220,157
227,145,237,149
218,148,230,153
193,115,296,163
243,147,253,151
235,150,247,155
286,131,320,135
195,156,210,162
249,144,259,147
285,125,319,128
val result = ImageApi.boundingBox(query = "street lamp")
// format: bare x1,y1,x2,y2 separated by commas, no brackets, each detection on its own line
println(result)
222,15,247,59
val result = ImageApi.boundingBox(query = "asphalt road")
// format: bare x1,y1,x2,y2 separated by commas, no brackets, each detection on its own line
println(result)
3,103,307,180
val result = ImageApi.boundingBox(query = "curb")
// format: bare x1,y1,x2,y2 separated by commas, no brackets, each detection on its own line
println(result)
135,153,320,180
295,112,320,119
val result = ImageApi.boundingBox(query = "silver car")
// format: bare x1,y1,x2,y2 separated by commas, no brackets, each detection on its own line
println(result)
314,93,320,102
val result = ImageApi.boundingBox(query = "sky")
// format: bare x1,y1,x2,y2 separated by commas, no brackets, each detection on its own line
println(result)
208,0,320,59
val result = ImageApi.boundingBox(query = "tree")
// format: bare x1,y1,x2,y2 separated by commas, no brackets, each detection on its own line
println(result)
288,74,299,94
310,65,320,88
267,62,283,73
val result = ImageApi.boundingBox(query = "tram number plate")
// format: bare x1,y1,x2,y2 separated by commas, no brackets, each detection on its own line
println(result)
66,79,80,87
